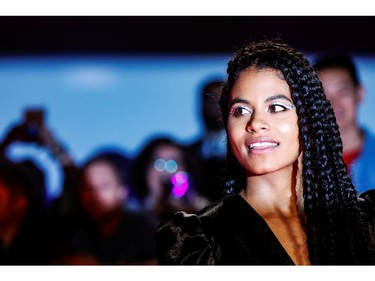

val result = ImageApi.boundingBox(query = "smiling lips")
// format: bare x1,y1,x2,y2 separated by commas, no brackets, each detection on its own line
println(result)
247,140,279,153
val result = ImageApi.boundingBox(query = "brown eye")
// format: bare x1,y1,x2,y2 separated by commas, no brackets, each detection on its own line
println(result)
230,106,252,117
267,102,295,114
268,104,286,113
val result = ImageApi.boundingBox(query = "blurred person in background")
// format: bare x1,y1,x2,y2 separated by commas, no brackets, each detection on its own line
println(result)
0,107,80,213
0,107,157,264
189,78,227,202
0,108,82,254
0,159,52,264
131,136,209,224
0,108,70,207
314,54,375,194
0,107,84,264
50,151,157,265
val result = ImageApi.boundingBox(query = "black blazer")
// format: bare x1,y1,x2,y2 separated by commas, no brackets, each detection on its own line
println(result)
156,192,375,265
156,194,294,265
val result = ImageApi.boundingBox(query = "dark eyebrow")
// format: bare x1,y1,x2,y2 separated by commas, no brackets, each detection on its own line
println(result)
265,94,293,103
229,97,249,107
230,95,293,107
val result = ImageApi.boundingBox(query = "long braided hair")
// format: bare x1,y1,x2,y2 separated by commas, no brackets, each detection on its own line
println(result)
219,39,373,264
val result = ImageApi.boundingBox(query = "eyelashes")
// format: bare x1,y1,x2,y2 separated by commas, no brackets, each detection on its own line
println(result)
229,102,295,118
230,105,252,117
268,102,295,113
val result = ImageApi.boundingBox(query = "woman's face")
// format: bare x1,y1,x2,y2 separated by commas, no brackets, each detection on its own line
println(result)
227,67,300,177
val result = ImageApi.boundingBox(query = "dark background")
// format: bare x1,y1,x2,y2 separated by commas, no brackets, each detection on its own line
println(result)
1,16,375,55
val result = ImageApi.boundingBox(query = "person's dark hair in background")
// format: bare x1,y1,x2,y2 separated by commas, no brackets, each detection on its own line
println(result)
314,53,375,194
314,53,360,85
189,78,227,202
201,79,226,133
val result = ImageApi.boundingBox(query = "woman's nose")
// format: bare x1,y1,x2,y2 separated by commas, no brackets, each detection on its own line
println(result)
245,111,270,133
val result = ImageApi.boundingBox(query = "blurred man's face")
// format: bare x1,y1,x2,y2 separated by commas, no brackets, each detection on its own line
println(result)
318,68,361,133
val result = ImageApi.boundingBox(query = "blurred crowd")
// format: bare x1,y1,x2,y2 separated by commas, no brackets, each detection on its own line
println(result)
0,78,226,265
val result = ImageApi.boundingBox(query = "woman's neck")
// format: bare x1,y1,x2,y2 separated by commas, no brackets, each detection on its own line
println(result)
240,165,310,265
241,169,300,218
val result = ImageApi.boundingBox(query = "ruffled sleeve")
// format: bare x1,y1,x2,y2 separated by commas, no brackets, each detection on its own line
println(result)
155,211,219,265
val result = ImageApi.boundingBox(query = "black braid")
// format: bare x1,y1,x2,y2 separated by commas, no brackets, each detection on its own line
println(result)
219,39,373,264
